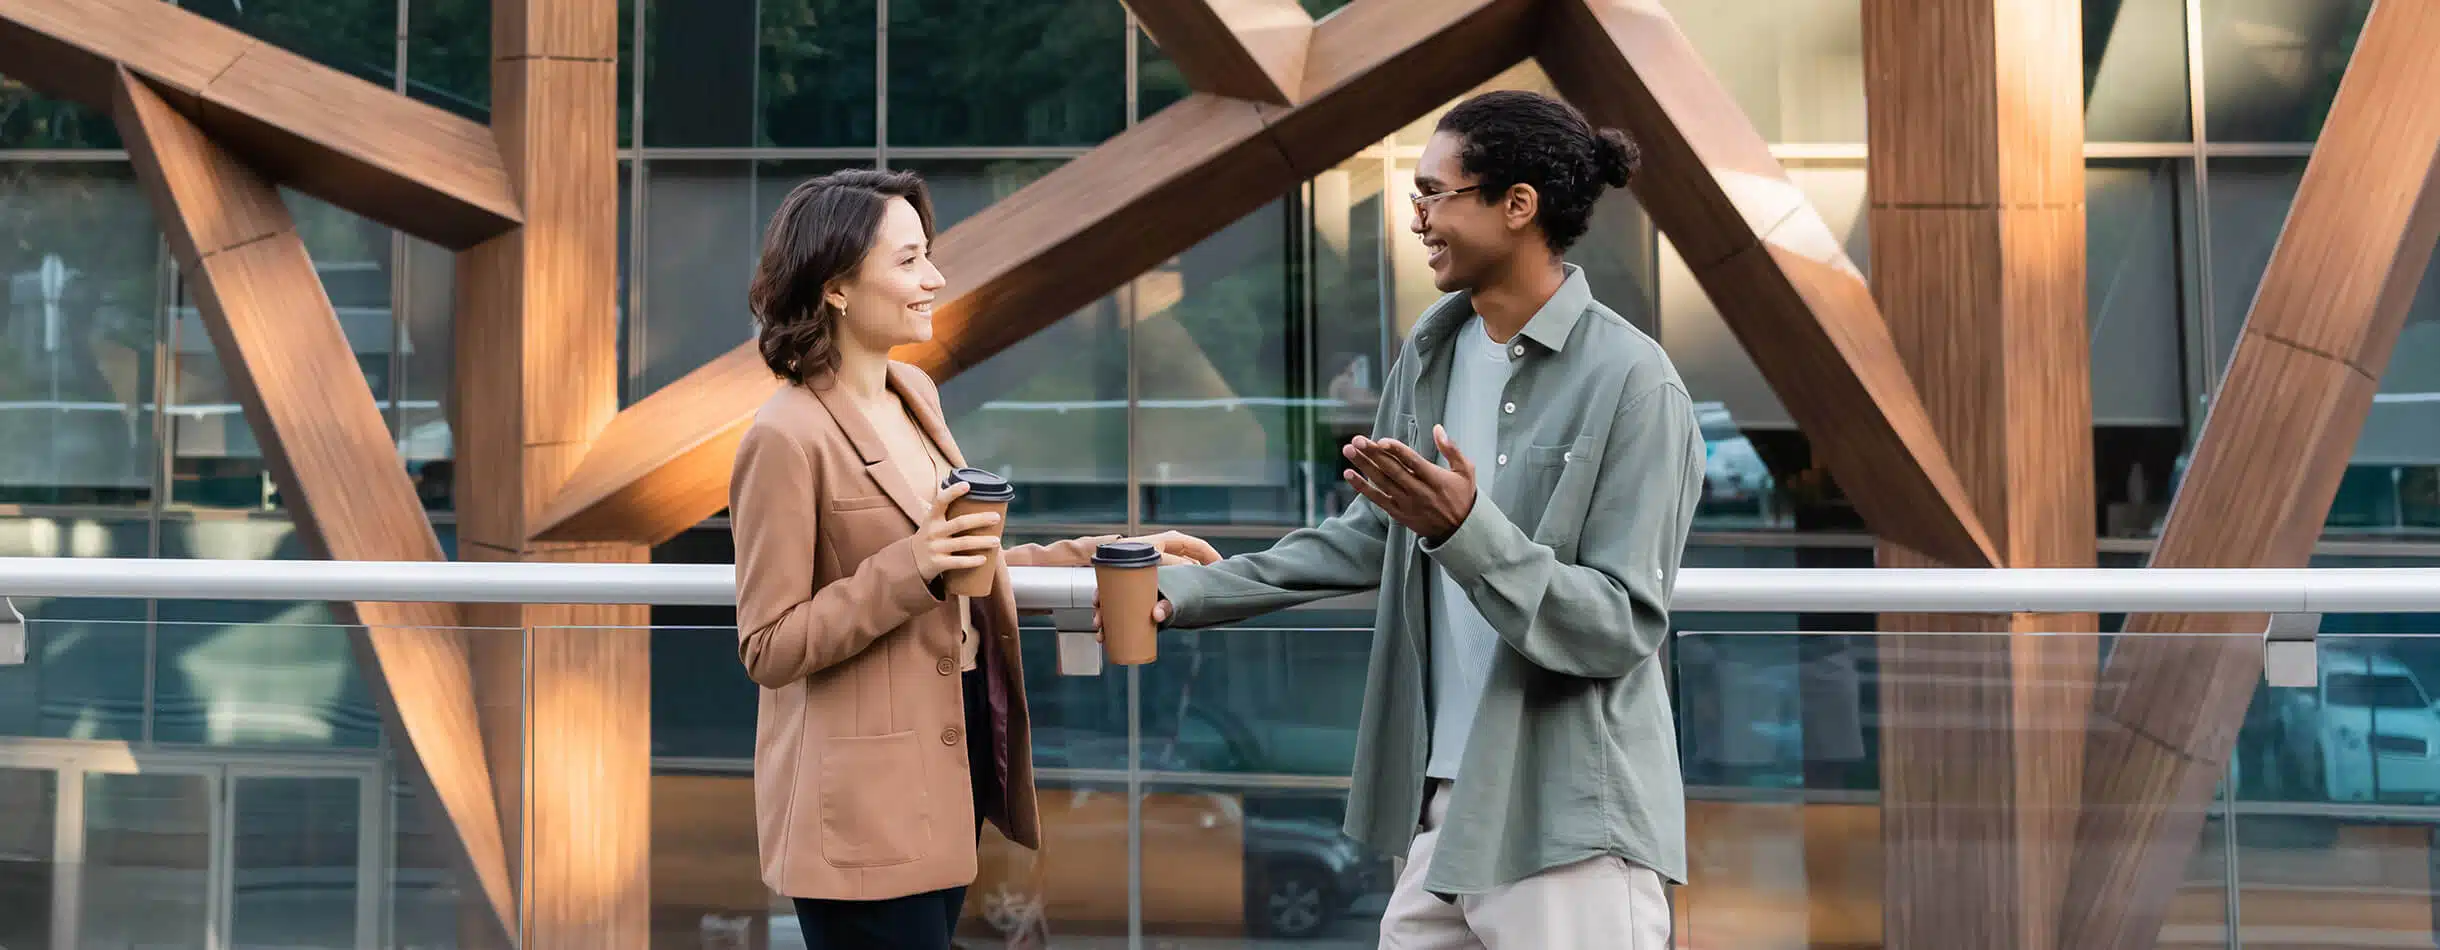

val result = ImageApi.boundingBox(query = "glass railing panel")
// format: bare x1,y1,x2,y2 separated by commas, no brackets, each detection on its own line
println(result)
1670,629,2243,950
2231,631,2440,949
0,615,524,950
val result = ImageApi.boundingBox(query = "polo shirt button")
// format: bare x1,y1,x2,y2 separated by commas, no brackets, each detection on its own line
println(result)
1496,454,1509,466
936,656,956,675
1510,344,1525,358
1502,402,1516,414
942,727,961,746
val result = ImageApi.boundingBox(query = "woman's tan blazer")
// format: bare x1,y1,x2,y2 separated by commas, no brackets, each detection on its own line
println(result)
729,361,1111,902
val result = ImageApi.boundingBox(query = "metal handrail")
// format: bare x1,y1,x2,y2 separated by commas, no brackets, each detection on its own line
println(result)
0,557,2436,613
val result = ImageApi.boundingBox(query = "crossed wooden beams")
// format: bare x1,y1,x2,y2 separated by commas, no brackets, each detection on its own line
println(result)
11,0,2436,944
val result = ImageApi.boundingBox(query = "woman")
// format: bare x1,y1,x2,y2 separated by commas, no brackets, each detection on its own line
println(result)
729,169,1215,949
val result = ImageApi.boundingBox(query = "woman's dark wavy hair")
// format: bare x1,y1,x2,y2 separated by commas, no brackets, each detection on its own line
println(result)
748,169,936,385
1436,90,1642,253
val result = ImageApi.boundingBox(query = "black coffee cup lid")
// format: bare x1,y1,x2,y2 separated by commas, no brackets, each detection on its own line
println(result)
942,467,1014,502
1092,540,1160,568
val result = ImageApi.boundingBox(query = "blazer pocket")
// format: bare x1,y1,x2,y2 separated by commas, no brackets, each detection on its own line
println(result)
828,493,896,513
818,731,933,868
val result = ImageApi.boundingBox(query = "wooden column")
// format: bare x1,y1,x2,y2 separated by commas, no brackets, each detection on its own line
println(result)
453,0,649,945
2062,0,2440,945
109,67,518,940
1861,0,2096,946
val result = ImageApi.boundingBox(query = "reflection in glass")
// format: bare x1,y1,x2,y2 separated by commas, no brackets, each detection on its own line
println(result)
1658,0,1865,144
82,772,214,949
1307,156,1391,524
641,0,757,146
0,163,159,507
230,775,362,948
887,0,1126,147
2083,0,2193,141
0,82,119,149
759,0,879,146
896,159,1131,524
170,192,393,511
0,518,150,741
156,520,379,749
390,775,480,948
639,161,759,399
2201,0,2372,143
1135,201,1299,526
2232,635,2440,947
0,768,56,950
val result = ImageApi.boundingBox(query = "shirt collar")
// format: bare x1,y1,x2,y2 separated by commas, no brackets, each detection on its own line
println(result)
1413,262,1592,357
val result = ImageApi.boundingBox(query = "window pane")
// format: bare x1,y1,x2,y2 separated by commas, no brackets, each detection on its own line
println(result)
155,519,380,749
642,0,752,146
0,81,119,149
1659,0,1866,144
898,159,1130,524
411,0,636,142
0,162,159,507
170,195,393,511
2088,160,2190,428
1136,200,1299,526
760,0,879,146
887,0,1125,147
81,772,214,949
2084,0,2194,141
230,776,363,949
2201,0,2371,143
0,517,149,742
638,161,855,401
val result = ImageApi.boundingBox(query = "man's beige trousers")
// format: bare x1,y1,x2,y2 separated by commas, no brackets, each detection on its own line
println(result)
1378,781,1674,950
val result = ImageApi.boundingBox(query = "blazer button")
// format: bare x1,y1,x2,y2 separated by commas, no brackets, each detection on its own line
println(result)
936,656,956,676
941,726,961,746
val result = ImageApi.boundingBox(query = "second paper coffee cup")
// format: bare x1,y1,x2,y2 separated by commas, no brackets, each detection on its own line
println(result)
1093,540,1163,665
940,468,1014,597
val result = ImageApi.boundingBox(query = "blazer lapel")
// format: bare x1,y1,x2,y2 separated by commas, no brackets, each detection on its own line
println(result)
808,375,929,526
890,363,968,469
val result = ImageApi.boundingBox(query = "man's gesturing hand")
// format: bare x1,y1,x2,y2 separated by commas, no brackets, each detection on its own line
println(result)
912,481,1004,581
1342,425,1477,544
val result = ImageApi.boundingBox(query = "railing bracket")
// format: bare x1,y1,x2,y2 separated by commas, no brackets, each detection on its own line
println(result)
2262,611,2320,689
1,596,25,666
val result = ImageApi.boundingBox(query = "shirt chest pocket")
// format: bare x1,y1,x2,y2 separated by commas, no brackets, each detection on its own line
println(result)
821,493,908,567
1511,435,1600,550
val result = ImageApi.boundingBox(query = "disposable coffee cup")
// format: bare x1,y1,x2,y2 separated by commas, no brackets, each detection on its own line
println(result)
1093,540,1163,665
941,468,1014,597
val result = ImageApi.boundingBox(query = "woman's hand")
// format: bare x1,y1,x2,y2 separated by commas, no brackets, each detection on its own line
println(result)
1127,530,1222,567
914,482,1004,581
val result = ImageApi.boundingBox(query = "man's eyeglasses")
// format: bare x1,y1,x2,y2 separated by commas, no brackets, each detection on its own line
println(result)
1409,184,1481,217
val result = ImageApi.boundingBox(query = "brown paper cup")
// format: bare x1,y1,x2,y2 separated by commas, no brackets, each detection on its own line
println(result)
942,495,1008,597
1094,541,1162,665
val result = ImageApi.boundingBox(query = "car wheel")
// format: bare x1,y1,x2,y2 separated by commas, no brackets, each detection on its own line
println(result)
1251,862,1336,940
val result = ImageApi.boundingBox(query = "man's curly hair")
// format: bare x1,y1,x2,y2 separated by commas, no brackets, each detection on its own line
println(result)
1436,90,1642,253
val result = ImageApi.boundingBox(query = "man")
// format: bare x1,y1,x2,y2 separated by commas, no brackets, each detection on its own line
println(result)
1138,91,1702,948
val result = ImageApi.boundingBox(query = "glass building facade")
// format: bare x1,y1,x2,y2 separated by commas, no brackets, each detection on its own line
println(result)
3,0,2440,947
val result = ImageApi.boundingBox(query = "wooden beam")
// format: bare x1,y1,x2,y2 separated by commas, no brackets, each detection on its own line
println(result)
531,0,1542,545
2061,1,2440,946
0,0,521,247
108,67,517,941
453,0,649,946
1538,0,2000,569
1124,0,1313,105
